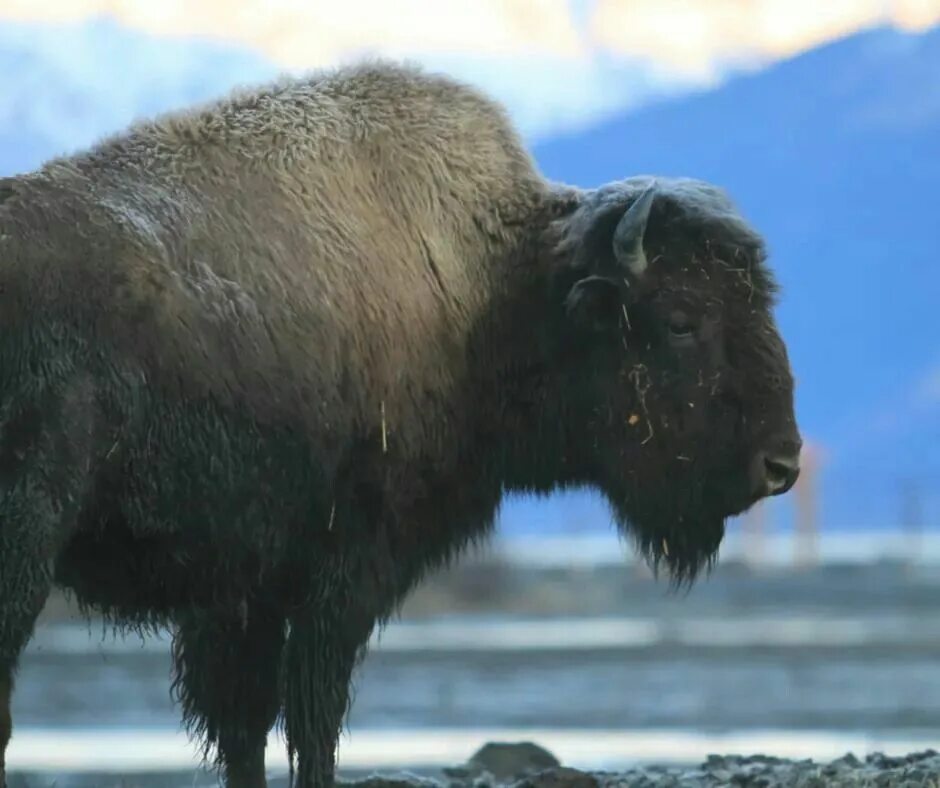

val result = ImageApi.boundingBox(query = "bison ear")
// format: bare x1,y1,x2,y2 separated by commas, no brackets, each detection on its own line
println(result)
564,275,622,333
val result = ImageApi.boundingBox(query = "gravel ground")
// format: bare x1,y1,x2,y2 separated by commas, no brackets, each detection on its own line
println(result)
335,743,940,788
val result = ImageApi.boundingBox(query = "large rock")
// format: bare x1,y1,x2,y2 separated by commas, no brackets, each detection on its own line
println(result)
440,741,562,782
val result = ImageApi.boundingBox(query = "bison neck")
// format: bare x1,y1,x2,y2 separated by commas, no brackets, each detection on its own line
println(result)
319,235,593,602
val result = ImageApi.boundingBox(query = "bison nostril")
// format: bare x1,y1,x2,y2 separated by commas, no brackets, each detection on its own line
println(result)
762,452,800,496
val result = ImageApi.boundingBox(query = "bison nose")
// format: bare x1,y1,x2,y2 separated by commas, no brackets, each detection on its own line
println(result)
751,441,801,498
762,452,800,495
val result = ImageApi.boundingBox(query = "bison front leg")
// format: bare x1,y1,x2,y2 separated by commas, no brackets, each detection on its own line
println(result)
282,605,375,788
171,603,287,788
0,379,98,787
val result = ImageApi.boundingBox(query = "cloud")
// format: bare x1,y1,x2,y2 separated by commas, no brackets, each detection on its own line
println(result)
0,0,586,67
0,4,710,142
0,0,940,97
4,0,937,140
0,0,709,140
3,0,938,78
590,0,940,79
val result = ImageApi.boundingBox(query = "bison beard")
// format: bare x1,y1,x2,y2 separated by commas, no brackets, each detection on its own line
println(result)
615,471,731,585
608,423,746,585
0,60,801,787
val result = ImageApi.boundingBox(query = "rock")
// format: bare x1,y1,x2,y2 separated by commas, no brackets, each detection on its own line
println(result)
461,742,562,782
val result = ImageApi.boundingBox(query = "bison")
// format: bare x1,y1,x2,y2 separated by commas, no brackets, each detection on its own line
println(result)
0,60,801,787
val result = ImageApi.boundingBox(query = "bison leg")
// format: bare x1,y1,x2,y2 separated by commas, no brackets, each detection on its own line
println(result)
282,606,375,788
0,553,52,788
171,603,287,788
0,379,99,786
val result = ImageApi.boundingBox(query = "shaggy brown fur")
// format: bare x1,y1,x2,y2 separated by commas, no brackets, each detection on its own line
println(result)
0,60,800,787
2,61,554,462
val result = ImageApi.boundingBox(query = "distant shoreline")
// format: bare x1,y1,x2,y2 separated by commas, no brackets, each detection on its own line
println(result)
7,726,940,774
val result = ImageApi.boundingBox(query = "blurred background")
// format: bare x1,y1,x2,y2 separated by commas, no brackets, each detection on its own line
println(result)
2,0,939,784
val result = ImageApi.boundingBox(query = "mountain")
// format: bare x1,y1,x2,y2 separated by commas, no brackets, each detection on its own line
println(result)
525,23,940,532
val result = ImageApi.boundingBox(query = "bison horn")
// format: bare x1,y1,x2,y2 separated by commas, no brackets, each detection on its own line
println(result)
613,182,656,279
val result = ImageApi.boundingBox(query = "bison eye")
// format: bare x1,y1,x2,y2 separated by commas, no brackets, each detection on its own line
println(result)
667,311,697,346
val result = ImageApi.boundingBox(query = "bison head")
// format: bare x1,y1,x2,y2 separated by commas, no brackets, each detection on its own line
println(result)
549,176,801,583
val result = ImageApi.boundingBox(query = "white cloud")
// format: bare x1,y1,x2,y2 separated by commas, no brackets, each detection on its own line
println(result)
4,0,937,140
3,0,938,85
0,0,713,141
0,0,586,66
591,0,940,79
0,0,940,142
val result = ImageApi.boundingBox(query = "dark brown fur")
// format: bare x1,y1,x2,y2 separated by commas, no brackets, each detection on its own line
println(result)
0,60,800,786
